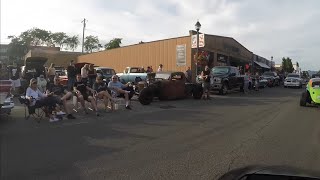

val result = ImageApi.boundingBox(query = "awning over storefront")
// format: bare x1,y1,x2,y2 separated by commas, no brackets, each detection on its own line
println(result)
254,61,270,69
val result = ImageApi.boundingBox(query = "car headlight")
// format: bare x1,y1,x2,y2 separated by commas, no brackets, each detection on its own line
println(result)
213,77,221,83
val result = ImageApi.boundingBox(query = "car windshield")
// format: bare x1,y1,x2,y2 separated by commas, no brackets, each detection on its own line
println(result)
312,80,320,87
100,69,116,75
211,67,229,75
287,74,300,78
263,72,274,76
130,68,142,73
155,73,170,80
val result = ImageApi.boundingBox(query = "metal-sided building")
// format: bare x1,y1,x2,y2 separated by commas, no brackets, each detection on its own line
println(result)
77,31,254,77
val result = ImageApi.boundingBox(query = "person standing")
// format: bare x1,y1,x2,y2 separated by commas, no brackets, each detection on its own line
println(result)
87,64,97,88
81,64,89,84
201,65,211,100
157,64,163,72
185,67,192,82
47,63,56,83
67,60,77,91
37,74,47,93
10,64,22,96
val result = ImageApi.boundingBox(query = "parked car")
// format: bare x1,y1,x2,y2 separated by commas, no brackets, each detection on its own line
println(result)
0,80,14,115
261,71,280,87
300,77,320,106
94,67,116,83
138,72,203,105
116,67,148,84
210,66,244,95
284,73,303,88
22,57,48,82
258,76,268,88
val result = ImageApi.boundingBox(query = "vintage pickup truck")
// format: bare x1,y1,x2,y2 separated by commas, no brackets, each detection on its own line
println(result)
116,67,148,84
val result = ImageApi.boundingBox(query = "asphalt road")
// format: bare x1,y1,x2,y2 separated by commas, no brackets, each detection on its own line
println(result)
1,86,319,180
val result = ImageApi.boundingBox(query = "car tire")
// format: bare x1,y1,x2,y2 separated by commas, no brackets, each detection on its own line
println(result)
300,92,307,106
284,85,287,88
138,88,154,105
192,85,203,99
219,82,228,95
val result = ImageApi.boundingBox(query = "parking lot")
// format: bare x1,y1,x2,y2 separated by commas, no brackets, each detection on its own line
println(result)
1,86,320,180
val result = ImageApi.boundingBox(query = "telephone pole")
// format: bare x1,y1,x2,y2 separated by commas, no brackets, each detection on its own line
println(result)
81,18,87,53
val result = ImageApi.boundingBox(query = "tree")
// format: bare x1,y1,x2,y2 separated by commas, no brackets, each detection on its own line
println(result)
84,35,100,53
281,57,294,73
104,38,122,50
7,36,28,62
64,35,80,51
50,32,67,48
302,71,309,78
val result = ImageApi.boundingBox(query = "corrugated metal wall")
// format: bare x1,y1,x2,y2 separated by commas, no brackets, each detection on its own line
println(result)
77,36,192,73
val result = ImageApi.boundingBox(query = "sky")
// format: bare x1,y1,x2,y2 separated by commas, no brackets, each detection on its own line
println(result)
1,0,319,70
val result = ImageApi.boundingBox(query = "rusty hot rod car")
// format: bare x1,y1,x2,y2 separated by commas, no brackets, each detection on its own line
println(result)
138,72,203,105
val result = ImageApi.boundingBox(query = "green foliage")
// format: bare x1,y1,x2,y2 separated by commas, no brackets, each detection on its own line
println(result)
84,35,100,53
104,38,122,50
50,32,68,47
281,57,294,73
302,71,309,78
64,35,80,51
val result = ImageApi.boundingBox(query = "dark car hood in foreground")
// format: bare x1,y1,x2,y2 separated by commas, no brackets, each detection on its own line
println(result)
219,165,320,180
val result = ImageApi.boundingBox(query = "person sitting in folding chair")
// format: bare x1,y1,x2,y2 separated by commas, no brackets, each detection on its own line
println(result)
74,74,100,116
92,75,115,111
108,75,133,110
25,78,62,122
47,76,76,119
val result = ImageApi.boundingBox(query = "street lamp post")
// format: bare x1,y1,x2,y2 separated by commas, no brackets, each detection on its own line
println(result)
195,20,201,76
271,56,273,71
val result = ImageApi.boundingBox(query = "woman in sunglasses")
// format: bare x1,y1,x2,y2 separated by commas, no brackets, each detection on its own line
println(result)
25,78,62,122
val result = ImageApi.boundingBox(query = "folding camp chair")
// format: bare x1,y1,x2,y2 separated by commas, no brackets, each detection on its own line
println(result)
18,96,48,123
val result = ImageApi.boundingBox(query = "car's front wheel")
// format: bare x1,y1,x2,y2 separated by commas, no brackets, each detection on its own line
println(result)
138,88,154,105
219,82,228,95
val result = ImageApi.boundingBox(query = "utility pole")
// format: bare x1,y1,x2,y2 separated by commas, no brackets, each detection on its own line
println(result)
81,18,87,53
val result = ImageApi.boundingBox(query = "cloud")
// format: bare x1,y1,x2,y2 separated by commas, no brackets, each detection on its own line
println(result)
1,0,319,70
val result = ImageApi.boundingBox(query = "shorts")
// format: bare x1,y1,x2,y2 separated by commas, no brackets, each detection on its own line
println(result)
10,79,21,88
76,92,91,102
202,82,210,91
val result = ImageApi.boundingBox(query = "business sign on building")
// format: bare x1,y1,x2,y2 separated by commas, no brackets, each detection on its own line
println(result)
176,44,186,66
191,34,205,48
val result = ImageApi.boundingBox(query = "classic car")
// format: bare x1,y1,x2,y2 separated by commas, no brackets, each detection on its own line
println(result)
300,77,320,107
94,67,116,83
138,72,203,105
284,73,303,88
0,80,14,115
116,67,148,84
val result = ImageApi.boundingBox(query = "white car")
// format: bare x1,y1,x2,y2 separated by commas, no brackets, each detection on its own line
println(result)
284,73,302,88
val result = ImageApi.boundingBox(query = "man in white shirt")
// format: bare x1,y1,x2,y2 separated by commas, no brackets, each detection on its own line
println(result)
108,75,132,110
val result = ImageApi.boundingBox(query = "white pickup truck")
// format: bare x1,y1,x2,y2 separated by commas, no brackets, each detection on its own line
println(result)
116,67,148,84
